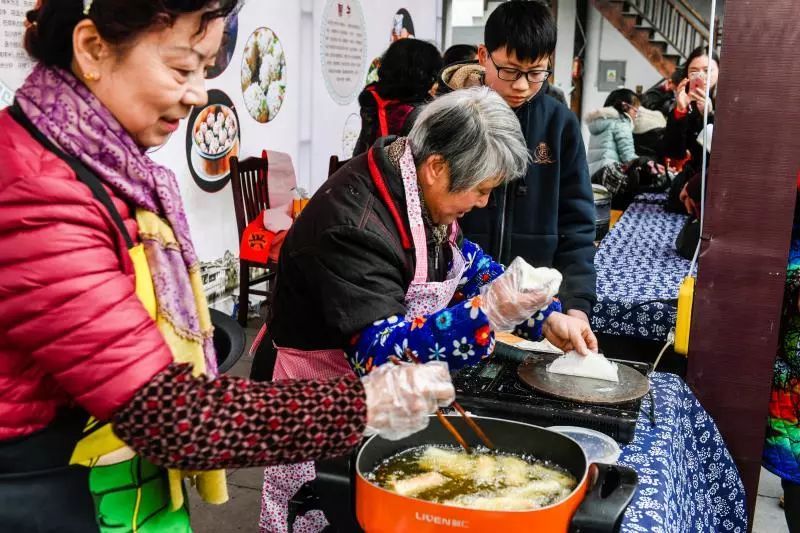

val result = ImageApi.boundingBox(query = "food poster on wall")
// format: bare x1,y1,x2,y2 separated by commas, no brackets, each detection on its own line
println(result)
169,3,301,309
206,12,238,79
185,89,241,192
365,8,415,85
241,26,286,123
320,0,367,105
341,112,361,158
0,0,36,106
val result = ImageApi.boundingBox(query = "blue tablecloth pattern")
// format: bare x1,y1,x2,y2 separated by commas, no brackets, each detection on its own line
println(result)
620,373,748,532
592,202,690,341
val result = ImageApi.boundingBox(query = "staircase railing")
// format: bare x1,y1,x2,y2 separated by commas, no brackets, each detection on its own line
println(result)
675,0,723,47
622,0,719,61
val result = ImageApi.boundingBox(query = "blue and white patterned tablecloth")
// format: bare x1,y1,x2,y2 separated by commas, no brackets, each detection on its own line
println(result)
592,202,691,341
620,373,748,532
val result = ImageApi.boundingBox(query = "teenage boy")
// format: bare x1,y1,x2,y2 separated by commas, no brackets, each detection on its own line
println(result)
450,1,597,323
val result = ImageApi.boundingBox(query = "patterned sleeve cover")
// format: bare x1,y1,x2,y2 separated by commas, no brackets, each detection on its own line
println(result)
345,239,560,377
113,363,366,470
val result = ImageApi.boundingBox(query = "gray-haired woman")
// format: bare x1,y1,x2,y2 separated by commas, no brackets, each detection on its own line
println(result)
258,87,597,531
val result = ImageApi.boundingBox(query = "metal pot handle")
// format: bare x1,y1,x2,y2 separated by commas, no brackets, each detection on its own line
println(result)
569,463,638,533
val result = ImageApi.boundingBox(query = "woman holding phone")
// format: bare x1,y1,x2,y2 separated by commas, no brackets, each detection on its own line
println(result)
662,46,720,163
662,46,719,219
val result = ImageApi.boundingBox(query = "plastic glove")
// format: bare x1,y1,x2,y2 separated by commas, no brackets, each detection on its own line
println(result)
479,257,562,332
362,361,455,441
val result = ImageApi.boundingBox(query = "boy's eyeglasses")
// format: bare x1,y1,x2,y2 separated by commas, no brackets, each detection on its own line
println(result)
489,53,552,84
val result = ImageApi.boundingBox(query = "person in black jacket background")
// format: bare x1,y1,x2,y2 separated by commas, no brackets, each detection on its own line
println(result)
641,66,684,119
663,47,719,218
662,46,719,164
352,39,442,157
442,44,478,67
454,1,597,322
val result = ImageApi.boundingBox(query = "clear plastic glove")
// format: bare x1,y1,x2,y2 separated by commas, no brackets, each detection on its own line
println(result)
479,257,562,332
362,361,455,441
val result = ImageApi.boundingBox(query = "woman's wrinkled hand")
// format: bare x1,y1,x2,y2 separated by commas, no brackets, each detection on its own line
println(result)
542,312,599,356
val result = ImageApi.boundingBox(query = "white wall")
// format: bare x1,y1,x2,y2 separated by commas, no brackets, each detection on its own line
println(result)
553,0,577,97
308,0,438,192
450,26,483,48
451,0,485,26
580,7,662,144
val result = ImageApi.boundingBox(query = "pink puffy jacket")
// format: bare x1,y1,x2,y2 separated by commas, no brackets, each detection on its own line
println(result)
0,108,172,440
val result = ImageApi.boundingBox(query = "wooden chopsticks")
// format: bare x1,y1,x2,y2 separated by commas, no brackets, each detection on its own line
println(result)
450,401,495,451
388,351,495,453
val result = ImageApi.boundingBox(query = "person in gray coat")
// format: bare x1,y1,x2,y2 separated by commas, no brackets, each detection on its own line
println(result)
586,89,639,197
586,89,639,177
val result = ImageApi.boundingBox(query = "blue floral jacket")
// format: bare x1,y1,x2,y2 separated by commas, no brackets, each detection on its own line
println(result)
347,239,561,376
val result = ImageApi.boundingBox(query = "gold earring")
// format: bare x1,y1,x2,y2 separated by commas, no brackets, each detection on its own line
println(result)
84,72,100,82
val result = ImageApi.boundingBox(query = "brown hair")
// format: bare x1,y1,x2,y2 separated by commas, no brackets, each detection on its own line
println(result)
25,0,240,69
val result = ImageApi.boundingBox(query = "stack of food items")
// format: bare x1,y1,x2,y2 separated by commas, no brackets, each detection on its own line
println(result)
369,445,577,511
241,28,286,123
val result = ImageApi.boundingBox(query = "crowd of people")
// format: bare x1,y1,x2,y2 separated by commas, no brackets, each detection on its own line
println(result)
0,1,796,532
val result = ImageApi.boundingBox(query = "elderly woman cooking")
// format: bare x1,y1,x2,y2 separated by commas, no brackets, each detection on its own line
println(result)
261,87,598,531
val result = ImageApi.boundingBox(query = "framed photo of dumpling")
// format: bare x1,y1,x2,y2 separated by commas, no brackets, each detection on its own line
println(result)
240,27,287,123
185,89,241,192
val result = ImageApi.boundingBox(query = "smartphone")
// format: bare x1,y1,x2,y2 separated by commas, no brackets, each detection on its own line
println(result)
688,72,706,94
392,14,404,38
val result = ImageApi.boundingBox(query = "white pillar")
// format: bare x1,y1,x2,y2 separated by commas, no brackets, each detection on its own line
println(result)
553,0,577,95
580,5,603,146
297,0,314,191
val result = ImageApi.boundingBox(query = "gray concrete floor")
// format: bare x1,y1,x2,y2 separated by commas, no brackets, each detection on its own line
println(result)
189,319,792,532
754,467,790,533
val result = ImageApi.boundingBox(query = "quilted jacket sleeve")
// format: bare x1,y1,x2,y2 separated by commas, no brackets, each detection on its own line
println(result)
613,120,638,164
0,156,172,422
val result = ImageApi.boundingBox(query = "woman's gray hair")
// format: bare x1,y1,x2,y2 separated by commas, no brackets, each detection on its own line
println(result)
407,86,530,191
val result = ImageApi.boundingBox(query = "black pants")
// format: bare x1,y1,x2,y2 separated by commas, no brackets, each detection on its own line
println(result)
785,479,800,533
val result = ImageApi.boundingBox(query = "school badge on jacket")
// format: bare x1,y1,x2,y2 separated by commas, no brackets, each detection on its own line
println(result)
533,142,555,164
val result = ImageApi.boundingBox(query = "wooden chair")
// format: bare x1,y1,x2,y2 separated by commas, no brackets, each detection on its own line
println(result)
328,155,349,178
230,152,276,326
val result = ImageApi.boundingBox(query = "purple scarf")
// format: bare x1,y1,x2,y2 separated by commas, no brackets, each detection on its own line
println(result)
16,64,217,375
